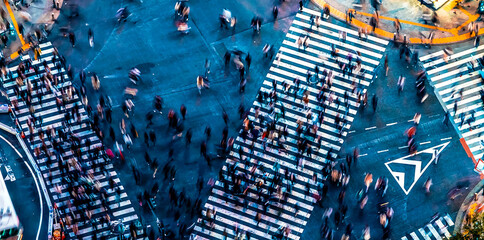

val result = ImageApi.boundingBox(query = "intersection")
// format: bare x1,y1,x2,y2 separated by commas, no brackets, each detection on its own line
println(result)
0,0,483,239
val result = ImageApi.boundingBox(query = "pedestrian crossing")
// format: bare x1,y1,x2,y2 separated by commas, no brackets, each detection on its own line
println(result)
192,8,389,240
419,46,484,161
2,42,141,239
402,213,454,240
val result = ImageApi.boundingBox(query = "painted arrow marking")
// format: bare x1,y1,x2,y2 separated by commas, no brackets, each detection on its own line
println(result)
384,142,450,195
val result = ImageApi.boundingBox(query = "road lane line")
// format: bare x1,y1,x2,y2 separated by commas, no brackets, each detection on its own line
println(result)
365,126,377,130
441,137,452,141
0,134,43,240
377,149,389,153
386,122,397,126
420,141,431,145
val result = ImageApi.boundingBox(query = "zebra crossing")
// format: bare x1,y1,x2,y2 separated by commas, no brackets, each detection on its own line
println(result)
402,213,454,240
192,8,389,240
2,42,140,239
419,46,484,161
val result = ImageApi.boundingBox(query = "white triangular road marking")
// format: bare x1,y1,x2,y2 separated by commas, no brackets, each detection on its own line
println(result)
384,142,450,195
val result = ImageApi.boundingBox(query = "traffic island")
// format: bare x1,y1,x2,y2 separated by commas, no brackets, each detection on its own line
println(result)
454,179,484,235
311,0,484,45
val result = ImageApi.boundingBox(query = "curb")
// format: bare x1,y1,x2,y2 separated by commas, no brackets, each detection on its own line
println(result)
0,121,16,135
453,178,484,235
310,0,484,45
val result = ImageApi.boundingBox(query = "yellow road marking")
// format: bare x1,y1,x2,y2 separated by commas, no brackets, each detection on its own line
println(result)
355,10,450,32
4,0,25,45
312,0,484,45
9,43,30,60
457,4,475,18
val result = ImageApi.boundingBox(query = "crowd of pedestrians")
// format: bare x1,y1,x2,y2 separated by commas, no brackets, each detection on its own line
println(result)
4,44,144,239
0,0,456,239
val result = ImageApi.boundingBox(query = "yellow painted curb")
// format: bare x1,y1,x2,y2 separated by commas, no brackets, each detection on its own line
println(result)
312,0,484,45
9,43,31,60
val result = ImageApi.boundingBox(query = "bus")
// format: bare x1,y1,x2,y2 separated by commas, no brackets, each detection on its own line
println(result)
0,171,22,240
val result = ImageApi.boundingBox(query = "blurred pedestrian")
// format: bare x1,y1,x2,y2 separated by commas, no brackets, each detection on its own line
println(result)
273,6,278,20
180,104,187,120
88,28,94,47
69,32,76,47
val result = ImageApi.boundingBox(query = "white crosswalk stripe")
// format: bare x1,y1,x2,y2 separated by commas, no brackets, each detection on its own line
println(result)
420,46,484,160
2,42,141,239
402,213,454,239
192,8,388,240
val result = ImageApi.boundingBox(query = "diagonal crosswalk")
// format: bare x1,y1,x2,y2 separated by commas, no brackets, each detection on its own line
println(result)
420,46,484,161
401,213,454,240
192,8,389,240
2,42,141,239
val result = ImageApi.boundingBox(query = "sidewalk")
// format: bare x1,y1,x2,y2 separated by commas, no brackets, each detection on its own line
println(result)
311,0,484,45
454,178,484,234
1,0,64,61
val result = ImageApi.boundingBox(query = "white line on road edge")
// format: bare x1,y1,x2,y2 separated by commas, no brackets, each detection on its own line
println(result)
441,137,452,141
420,141,431,145
365,126,377,130
0,134,43,240
16,133,52,240
398,146,409,149
377,149,389,153
0,122,16,135
386,122,397,126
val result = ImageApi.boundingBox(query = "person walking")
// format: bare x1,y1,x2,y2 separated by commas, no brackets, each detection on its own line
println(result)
394,17,401,35
442,110,450,127
397,75,405,94
273,6,278,20
384,55,389,76
180,104,187,120
224,51,231,67
372,94,378,112
69,32,76,47
79,70,86,85
245,53,251,73
149,130,156,145
433,148,440,164
91,73,100,91
185,128,192,146
423,178,432,193
200,141,207,159
88,28,94,47
413,112,421,125
197,75,210,94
